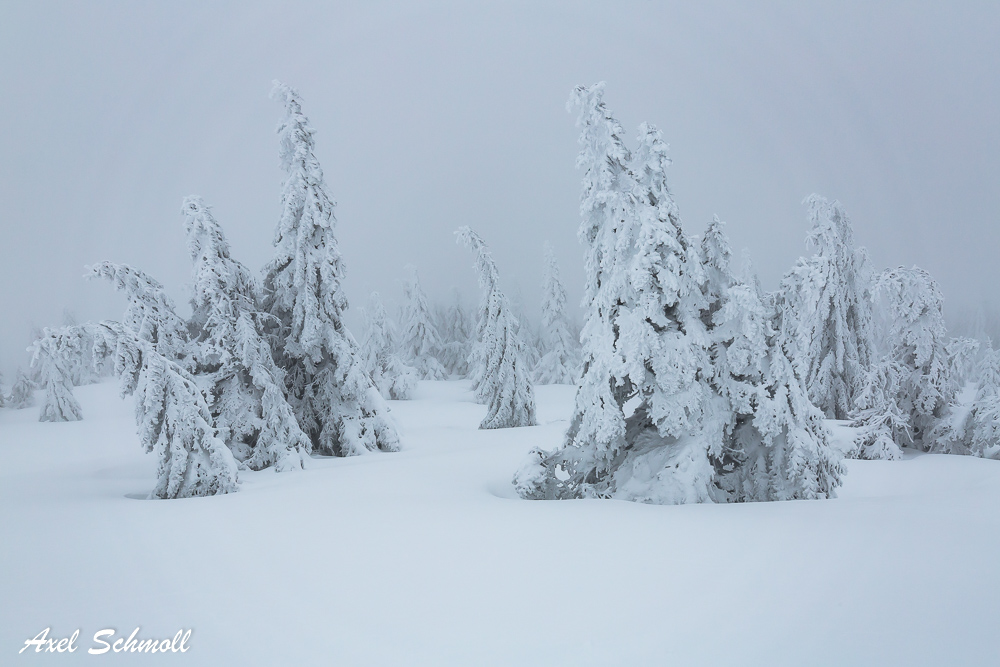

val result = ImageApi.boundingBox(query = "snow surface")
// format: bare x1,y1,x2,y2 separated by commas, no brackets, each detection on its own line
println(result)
2,380,1000,665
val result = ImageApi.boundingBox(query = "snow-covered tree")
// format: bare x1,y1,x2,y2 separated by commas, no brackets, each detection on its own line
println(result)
361,291,417,400
29,328,83,422
702,218,842,501
456,226,537,429
849,359,909,460
7,368,36,409
778,196,875,419
398,267,448,380
962,349,1000,459
534,243,579,384
90,268,240,498
182,195,309,471
262,81,398,456
436,291,474,377
867,266,952,451
515,84,842,504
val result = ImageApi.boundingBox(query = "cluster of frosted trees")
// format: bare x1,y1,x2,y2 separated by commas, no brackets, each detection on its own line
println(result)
12,81,999,505
514,82,1000,505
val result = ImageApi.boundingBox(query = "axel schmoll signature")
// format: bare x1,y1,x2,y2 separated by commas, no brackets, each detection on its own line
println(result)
19,628,191,655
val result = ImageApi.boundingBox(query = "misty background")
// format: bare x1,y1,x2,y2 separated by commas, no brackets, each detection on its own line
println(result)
1,0,998,376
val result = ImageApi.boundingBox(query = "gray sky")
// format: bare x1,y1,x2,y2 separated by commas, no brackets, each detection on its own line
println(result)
2,0,999,374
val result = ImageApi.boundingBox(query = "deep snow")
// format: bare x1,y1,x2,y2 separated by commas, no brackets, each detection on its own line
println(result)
2,380,999,665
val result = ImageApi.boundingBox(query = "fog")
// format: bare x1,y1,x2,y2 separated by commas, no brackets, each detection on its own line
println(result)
2,0,999,374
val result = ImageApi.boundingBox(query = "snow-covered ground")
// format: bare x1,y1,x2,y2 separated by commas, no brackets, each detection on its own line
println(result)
3,380,999,666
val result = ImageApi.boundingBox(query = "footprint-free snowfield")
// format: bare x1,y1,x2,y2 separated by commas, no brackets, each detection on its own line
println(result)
3,380,999,666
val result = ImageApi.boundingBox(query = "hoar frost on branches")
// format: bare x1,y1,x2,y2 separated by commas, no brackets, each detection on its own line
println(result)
262,81,398,456
398,267,448,380
534,243,580,384
851,266,952,457
779,195,874,420
89,263,239,498
360,291,417,400
183,196,309,471
29,327,85,422
514,83,842,504
456,226,537,429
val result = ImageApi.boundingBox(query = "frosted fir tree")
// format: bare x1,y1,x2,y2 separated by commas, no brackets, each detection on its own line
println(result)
944,337,982,388
962,349,1000,459
516,84,638,499
436,291,474,377
100,322,239,499
398,267,448,380
262,81,398,456
182,196,309,471
7,367,36,409
360,291,417,400
862,266,952,451
456,226,537,429
29,328,83,422
778,196,875,419
517,91,718,502
90,265,239,498
534,243,580,385
850,359,910,460
702,220,843,501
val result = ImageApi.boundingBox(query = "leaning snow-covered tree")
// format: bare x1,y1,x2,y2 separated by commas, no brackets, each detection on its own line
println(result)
534,243,580,384
778,195,874,419
102,322,239,499
361,291,417,400
456,226,537,429
262,81,398,456
183,195,309,471
7,367,36,409
398,267,448,380
703,219,843,501
29,327,84,422
90,263,239,498
515,84,843,504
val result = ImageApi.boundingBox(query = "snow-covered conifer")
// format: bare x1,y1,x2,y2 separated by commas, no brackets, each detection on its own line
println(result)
456,226,537,429
437,291,473,377
262,81,398,456
398,267,448,380
867,266,952,450
7,368,35,409
778,196,874,419
850,359,909,460
361,291,417,400
29,328,83,422
534,243,580,384
517,93,715,502
182,196,309,471
515,85,843,504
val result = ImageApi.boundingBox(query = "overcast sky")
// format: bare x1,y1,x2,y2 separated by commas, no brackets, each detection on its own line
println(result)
1,0,998,374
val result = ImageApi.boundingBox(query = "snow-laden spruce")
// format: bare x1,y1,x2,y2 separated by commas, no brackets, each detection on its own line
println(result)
456,226,537,429
515,83,843,504
262,81,398,456
90,263,239,497
436,291,474,377
533,243,580,384
779,196,874,419
29,328,84,422
360,291,417,400
183,196,309,471
7,368,36,409
850,266,953,457
398,267,448,380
